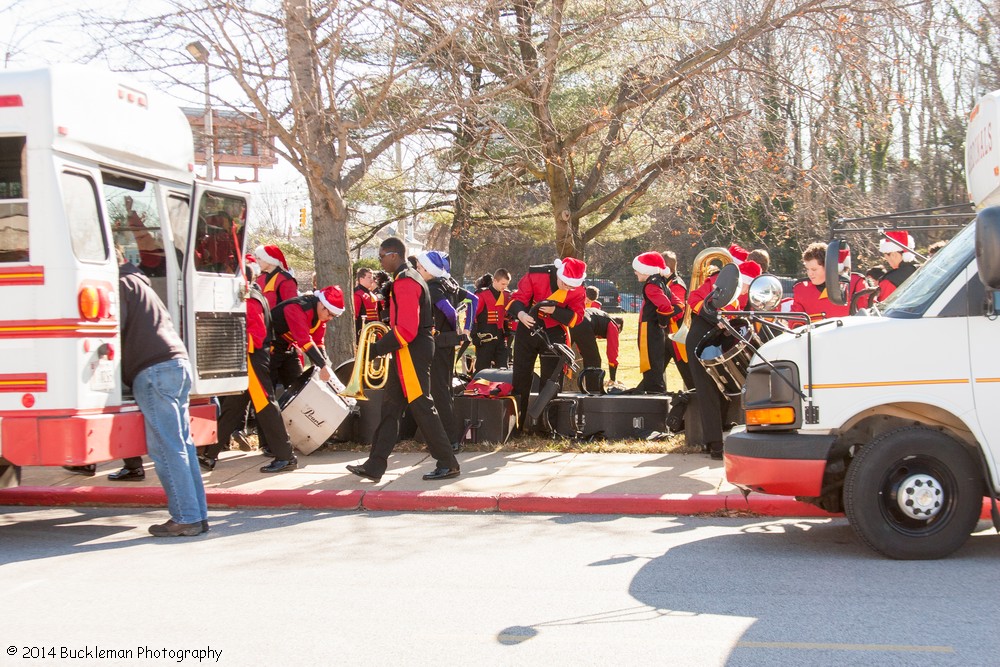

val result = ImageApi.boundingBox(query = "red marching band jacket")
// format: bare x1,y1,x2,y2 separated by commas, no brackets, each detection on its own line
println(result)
506,267,586,340
371,267,433,403
353,284,380,331
474,286,511,338
789,273,869,327
667,276,688,361
638,275,684,373
688,274,749,318
256,268,298,310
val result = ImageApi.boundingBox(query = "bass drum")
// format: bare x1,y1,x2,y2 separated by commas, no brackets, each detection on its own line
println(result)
694,318,761,397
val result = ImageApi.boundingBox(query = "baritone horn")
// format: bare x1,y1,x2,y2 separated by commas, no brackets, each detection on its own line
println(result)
339,321,389,400
669,247,734,345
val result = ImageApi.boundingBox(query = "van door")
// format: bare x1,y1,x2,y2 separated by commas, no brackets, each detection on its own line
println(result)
970,283,1000,484
183,183,249,397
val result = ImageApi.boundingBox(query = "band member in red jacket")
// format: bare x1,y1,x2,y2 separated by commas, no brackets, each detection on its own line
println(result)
507,257,587,431
254,245,299,310
586,307,622,382
660,250,693,391
347,237,461,482
352,267,381,338
632,252,683,393
878,230,917,301
270,286,344,388
473,269,512,372
790,242,867,326
200,277,298,474
688,260,761,459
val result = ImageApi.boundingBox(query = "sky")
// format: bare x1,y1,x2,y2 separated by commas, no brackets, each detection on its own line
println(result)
2,0,307,233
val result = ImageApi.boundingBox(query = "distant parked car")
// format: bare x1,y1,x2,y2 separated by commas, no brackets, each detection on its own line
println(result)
584,278,622,312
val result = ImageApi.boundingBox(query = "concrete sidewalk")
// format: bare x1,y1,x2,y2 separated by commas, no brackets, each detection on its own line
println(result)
0,449,837,517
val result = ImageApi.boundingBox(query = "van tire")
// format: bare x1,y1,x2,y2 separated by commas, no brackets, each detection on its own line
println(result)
0,462,20,489
844,427,983,560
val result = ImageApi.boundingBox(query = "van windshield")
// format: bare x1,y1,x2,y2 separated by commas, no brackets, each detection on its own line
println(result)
882,220,975,318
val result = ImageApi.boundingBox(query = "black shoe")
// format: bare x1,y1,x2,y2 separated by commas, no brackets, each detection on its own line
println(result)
148,519,204,537
709,443,724,461
259,445,273,458
232,430,253,451
63,465,96,476
260,457,297,474
451,442,463,454
346,464,381,483
422,466,460,481
197,455,216,471
108,466,145,481
202,520,210,533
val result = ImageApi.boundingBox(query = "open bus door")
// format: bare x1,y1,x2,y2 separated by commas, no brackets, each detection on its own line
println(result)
183,183,250,398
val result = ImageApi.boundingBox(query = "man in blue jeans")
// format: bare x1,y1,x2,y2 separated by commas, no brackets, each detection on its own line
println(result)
119,251,208,537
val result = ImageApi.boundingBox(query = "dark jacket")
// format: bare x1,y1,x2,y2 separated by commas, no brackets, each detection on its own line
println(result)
119,263,187,386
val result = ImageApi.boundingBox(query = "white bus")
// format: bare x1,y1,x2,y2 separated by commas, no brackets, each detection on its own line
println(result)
0,65,249,487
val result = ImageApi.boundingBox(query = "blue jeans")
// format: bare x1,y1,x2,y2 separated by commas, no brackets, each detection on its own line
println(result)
132,358,207,524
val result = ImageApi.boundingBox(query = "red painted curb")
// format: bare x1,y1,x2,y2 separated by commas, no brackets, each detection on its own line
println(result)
362,490,498,512
2,486,992,519
498,493,729,515
206,489,364,511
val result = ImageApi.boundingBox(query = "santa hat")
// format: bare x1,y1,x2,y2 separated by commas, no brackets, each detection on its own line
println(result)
632,251,671,277
729,244,750,265
554,257,587,288
836,247,852,274
738,260,762,286
314,285,345,316
255,244,289,271
417,250,450,278
880,231,915,262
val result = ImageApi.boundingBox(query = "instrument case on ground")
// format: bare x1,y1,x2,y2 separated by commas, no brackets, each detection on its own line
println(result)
454,395,518,444
545,394,671,439
280,371,355,454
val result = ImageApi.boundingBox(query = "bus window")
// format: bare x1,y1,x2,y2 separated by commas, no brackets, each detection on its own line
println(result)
60,172,107,263
0,136,29,262
166,195,190,269
104,175,166,278
194,192,246,275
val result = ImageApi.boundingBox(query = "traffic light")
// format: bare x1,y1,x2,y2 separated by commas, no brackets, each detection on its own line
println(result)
299,208,307,229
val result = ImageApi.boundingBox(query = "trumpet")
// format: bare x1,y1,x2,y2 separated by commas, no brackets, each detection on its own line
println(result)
339,321,389,400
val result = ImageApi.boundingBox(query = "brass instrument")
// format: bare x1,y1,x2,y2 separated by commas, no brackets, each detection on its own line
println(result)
670,247,734,345
339,321,390,400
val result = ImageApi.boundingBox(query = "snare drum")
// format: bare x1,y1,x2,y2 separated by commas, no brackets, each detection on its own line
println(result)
695,319,761,397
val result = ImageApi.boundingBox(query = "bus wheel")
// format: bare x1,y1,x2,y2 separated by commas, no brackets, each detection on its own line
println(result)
844,427,983,560
0,462,20,489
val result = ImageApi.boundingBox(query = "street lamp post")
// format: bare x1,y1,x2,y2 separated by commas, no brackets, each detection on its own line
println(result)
185,41,213,183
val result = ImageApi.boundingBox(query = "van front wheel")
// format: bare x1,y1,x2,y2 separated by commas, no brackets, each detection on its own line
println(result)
844,427,983,560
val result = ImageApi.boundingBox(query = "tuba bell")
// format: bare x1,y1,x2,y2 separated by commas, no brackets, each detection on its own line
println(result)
670,247,734,345
339,321,390,400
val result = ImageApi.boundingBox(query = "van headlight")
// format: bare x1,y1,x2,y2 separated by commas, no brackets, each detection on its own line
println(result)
743,361,802,431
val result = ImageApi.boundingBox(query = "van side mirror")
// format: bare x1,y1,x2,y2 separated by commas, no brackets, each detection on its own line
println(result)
976,206,1000,289
710,263,740,309
825,240,847,306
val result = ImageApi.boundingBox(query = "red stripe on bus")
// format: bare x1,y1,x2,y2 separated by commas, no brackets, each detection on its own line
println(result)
0,265,44,285
0,318,117,339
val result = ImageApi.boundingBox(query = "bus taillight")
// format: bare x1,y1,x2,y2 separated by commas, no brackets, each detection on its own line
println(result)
78,285,111,320
0,95,23,107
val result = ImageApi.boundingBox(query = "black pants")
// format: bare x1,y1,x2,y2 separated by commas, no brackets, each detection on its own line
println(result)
569,320,603,392
665,337,695,390
430,344,459,443
270,345,304,396
205,347,293,461
688,316,729,451
474,334,509,373
636,319,667,393
512,324,566,428
366,339,459,477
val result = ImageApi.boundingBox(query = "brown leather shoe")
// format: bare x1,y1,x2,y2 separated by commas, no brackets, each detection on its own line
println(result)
148,519,205,537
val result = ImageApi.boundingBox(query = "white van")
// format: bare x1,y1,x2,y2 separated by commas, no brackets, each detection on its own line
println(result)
723,89,1000,560
0,65,249,487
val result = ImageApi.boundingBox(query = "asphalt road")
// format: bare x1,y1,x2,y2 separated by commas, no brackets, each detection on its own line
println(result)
1,508,998,666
